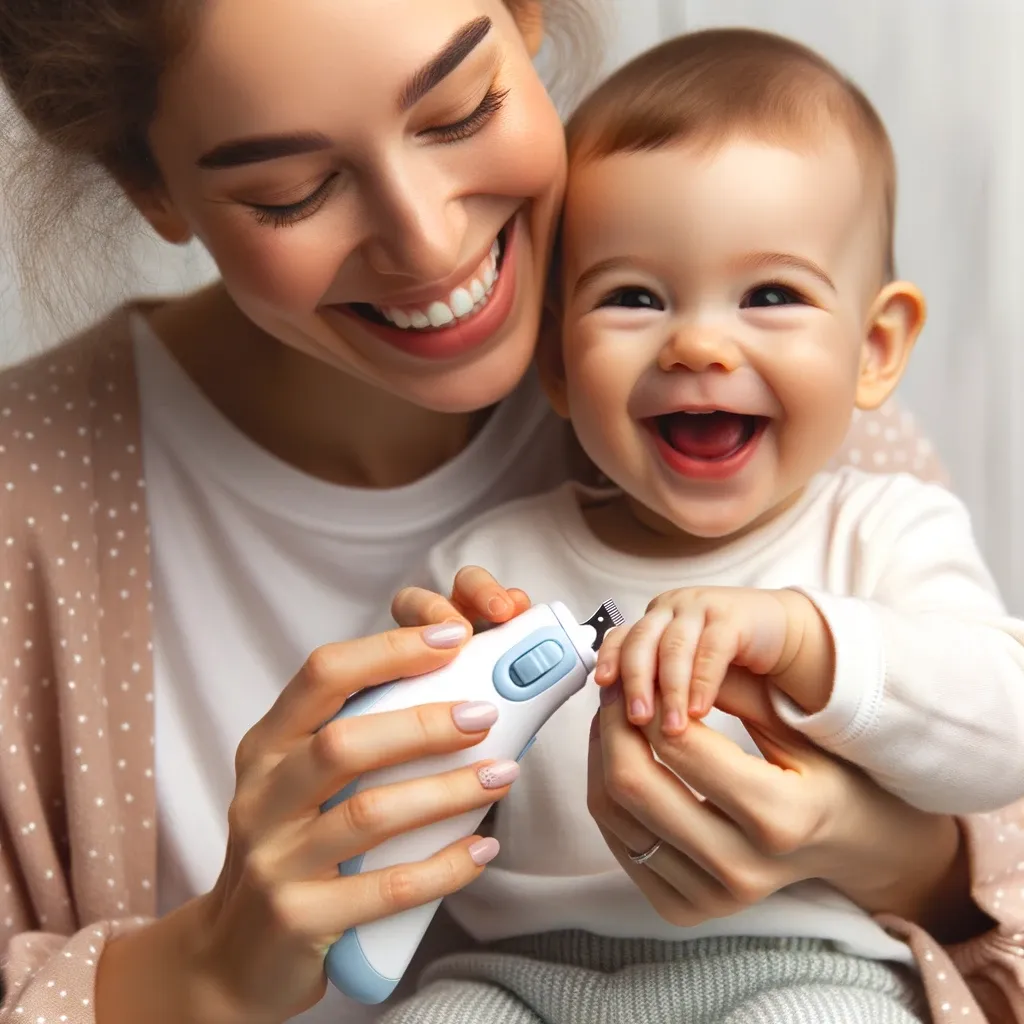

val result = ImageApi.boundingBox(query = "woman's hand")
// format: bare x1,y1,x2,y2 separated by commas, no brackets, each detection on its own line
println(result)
98,581,530,1024
587,667,965,931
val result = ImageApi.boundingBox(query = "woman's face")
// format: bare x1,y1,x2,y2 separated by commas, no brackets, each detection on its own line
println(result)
144,0,566,413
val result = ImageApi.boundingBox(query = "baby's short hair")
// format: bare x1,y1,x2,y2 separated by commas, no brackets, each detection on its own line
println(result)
564,28,897,282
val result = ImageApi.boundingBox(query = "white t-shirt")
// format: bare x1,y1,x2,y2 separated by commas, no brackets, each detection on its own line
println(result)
131,314,570,1022
427,473,1024,963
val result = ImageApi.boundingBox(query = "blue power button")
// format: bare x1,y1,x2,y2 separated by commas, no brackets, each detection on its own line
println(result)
492,626,576,703
510,640,564,687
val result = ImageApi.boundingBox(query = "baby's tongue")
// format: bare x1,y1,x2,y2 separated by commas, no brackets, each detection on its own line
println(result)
662,411,748,460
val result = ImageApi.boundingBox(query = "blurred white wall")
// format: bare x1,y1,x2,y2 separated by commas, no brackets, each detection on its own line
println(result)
1,0,1023,608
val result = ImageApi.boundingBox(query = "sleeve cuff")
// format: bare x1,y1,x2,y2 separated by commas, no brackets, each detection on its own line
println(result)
768,588,886,750
2,917,150,1022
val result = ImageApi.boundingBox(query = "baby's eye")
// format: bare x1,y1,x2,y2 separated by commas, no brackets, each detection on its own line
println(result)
597,287,664,310
741,284,802,308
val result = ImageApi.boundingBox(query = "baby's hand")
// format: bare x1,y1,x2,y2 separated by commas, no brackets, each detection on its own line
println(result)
595,587,810,736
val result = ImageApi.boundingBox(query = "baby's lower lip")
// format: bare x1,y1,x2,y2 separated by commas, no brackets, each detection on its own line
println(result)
645,413,768,481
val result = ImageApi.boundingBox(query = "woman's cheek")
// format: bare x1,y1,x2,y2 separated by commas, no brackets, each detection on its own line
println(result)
476,79,565,202
199,217,346,313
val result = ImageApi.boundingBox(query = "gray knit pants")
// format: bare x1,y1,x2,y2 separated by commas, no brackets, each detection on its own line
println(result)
379,933,928,1024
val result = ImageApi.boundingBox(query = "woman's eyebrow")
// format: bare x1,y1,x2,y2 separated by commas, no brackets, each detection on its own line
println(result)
195,16,494,172
398,16,492,111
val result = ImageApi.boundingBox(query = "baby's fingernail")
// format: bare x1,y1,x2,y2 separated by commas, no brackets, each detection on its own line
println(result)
629,699,648,721
469,837,500,866
664,710,684,733
595,663,613,682
452,701,498,732
487,594,511,617
478,759,520,789
423,621,469,648
599,680,622,707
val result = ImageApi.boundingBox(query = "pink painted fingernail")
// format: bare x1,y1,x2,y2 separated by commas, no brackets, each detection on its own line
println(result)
478,760,519,789
599,680,621,707
452,701,498,732
629,699,647,720
423,621,469,648
469,837,500,866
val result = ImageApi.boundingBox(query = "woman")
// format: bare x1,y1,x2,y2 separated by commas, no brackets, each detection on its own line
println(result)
0,1,1018,1023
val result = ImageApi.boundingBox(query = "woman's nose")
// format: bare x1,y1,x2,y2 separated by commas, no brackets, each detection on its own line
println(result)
362,168,467,283
658,324,741,374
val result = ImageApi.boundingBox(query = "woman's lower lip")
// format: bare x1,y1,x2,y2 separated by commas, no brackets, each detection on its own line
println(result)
328,219,520,361
646,420,767,481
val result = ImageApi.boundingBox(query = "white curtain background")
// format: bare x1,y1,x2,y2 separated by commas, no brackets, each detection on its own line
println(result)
1,0,1022,608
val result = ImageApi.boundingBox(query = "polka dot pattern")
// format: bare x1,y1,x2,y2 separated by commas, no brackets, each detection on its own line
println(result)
0,311,155,1021
830,401,951,488
0,307,1018,1023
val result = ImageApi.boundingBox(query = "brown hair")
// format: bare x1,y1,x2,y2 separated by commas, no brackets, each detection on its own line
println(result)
565,27,897,281
0,0,604,337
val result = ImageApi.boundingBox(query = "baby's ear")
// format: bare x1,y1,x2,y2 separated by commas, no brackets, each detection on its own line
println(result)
856,282,926,410
536,297,570,419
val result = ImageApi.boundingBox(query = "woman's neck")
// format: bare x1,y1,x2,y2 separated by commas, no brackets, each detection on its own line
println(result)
147,285,489,489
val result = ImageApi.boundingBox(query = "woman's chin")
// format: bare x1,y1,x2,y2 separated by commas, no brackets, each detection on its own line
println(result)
396,335,538,414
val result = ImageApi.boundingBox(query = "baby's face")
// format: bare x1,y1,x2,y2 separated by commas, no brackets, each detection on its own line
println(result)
557,133,885,541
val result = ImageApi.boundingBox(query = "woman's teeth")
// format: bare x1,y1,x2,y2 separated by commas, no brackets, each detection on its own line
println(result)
378,240,500,330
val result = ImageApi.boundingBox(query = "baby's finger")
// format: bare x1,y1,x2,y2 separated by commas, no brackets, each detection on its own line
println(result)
656,612,703,735
688,616,738,718
618,609,673,725
594,625,627,685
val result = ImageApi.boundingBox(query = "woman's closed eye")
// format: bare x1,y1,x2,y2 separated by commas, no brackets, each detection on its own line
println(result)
247,175,339,228
421,86,509,144
244,88,509,229
596,286,665,311
741,283,804,308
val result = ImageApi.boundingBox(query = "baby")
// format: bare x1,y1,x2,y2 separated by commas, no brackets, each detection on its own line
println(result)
381,27,1024,1024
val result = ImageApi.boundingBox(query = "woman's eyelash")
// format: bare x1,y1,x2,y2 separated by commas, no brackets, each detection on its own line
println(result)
425,87,509,143
245,88,508,228
248,175,338,228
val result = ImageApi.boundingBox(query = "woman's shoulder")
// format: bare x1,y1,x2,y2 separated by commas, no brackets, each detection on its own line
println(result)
0,305,142,516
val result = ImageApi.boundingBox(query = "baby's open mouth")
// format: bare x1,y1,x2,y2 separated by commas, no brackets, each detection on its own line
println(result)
350,224,511,331
651,411,766,461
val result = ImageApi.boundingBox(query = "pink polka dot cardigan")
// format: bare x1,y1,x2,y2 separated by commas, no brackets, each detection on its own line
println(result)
0,307,1020,1024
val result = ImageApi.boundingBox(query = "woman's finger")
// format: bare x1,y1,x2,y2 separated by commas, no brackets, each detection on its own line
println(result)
588,730,740,927
586,712,659,855
247,625,471,752
252,700,500,826
642,701,824,856
391,586,468,630
598,688,772,894
270,835,502,940
279,759,519,878
594,821,708,927
450,565,527,624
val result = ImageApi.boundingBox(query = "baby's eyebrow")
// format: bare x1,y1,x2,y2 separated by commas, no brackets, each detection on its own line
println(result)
733,251,836,292
572,256,638,296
